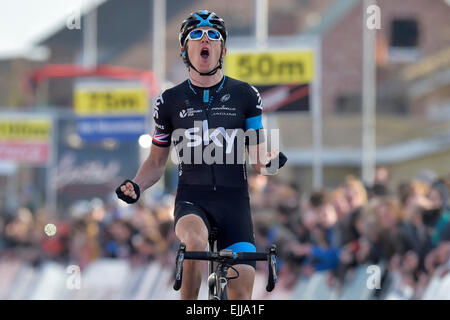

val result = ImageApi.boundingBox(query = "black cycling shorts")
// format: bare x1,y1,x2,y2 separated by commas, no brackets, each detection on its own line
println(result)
174,185,256,269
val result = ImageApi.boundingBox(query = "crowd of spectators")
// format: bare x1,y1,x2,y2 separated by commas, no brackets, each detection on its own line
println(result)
1,167,449,299
250,168,450,299
0,194,178,270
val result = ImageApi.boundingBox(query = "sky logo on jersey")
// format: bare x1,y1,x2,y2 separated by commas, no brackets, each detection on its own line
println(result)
183,120,238,154
170,121,271,166
153,94,164,119
251,86,263,110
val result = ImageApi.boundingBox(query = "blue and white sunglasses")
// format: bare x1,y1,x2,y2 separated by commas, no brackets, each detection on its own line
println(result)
187,29,223,41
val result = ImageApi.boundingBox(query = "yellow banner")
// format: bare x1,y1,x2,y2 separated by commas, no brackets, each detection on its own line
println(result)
0,120,51,141
74,88,149,115
225,50,315,85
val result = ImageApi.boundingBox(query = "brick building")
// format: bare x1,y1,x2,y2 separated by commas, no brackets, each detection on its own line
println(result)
1,0,449,194
305,0,450,115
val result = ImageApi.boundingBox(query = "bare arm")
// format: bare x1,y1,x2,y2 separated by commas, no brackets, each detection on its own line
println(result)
133,144,171,191
118,144,170,202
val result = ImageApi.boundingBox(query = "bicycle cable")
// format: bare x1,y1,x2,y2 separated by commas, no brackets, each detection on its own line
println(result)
216,264,239,280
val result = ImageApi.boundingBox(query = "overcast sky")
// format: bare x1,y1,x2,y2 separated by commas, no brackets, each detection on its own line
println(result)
0,0,106,59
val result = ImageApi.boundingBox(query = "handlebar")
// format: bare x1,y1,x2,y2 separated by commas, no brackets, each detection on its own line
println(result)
173,243,278,292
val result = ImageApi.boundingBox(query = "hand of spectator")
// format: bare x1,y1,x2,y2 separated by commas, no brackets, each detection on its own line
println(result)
425,249,437,275
413,271,430,300
289,242,312,256
408,194,432,210
326,273,337,288
402,251,419,273
339,247,353,264
355,238,370,263
301,264,316,277
389,254,402,271
426,244,450,278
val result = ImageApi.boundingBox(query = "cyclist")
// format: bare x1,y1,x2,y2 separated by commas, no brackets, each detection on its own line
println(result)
116,10,287,300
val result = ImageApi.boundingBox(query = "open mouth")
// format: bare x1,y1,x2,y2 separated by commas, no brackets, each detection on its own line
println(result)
200,48,209,59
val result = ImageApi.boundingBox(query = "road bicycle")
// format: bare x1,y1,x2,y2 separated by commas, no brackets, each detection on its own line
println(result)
173,228,277,300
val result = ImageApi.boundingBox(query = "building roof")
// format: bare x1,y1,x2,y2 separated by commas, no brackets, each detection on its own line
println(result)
0,0,107,60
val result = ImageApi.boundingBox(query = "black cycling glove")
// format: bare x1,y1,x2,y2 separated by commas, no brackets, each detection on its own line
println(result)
265,151,288,174
115,179,140,204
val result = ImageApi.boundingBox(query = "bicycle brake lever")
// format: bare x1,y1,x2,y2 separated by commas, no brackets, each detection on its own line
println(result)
173,243,186,291
270,254,278,283
266,245,278,292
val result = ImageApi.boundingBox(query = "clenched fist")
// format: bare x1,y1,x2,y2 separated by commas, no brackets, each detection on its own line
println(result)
264,150,288,175
115,180,141,204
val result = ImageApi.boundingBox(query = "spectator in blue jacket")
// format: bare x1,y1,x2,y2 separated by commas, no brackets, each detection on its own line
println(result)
289,190,341,272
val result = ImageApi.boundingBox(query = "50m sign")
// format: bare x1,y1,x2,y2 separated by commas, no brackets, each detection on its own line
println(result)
225,50,314,85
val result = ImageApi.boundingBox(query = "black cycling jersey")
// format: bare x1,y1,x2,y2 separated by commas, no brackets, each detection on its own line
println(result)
152,76,264,189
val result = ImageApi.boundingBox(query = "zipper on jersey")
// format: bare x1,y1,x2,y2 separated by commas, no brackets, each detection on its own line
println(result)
203,89,216,191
